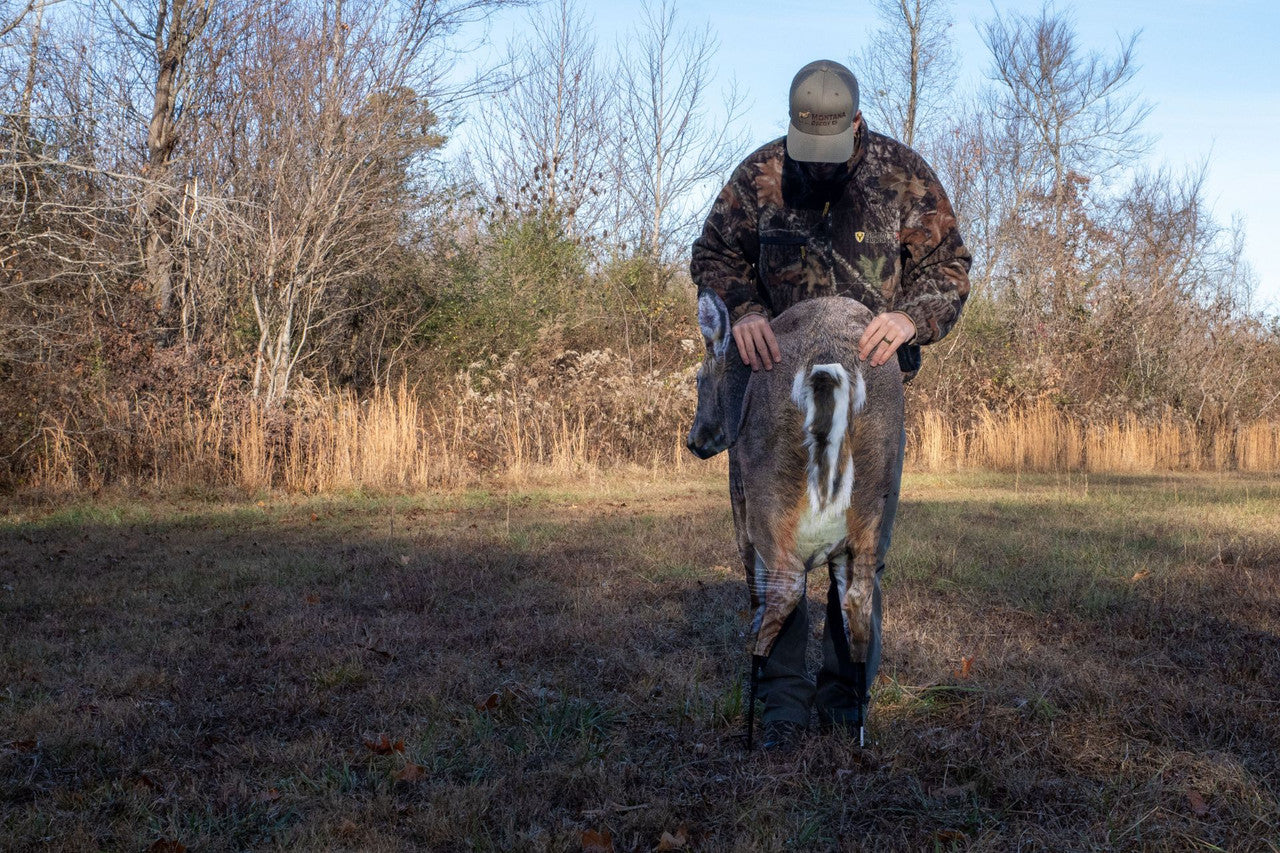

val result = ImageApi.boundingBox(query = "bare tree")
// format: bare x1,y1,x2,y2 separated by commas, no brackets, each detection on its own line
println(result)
218,0,468,403
614,0,744,271
1098,163,1265,420
1,3,143,366
101,0,216,326
855,0,956,151
981,3,1152,314
469,0,610,236
0,0,43,40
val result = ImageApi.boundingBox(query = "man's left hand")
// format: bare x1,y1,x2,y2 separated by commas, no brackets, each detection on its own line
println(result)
858,311,916,368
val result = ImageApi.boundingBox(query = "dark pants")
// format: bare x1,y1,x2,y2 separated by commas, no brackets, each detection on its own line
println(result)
758,425,905,727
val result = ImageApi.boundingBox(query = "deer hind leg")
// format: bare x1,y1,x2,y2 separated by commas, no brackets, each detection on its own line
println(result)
750,546,813,730
728,449,758,611
815,542,874,727
834,522,881,659
749,546,808,660
822,511,883,703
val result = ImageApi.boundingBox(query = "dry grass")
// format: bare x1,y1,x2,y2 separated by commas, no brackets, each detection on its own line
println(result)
19,363,1280,497
24,352,702,495
2,469,1278,850
915,403,1280,473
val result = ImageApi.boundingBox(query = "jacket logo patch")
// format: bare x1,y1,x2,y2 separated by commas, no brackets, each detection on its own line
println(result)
856,232,898,246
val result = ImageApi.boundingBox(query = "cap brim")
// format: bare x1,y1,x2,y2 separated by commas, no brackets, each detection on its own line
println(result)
786,122,856,163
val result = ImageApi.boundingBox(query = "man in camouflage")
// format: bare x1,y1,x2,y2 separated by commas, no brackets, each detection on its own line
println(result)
691,59,970,750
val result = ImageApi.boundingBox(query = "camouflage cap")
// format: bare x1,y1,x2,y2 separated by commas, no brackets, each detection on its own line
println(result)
787,60,860,163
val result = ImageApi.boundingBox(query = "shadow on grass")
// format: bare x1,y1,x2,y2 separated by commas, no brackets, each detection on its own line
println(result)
1,479,1277,850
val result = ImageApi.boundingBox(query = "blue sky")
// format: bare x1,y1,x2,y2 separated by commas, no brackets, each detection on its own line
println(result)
449,0,1280,312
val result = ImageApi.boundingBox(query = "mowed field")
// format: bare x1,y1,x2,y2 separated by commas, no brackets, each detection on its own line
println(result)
2,470,1279,851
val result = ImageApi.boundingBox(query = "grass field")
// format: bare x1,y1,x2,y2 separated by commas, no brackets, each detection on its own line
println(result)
2,470,1279,851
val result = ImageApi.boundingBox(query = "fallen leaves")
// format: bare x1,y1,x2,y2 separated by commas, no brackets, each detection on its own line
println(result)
362,734,430,784
133,771,163,792
148,841,186,853
1131,569,1151,582
655,825,689,850
361,734,404,755
1186,789,1209,816
394,761,427,783
933,829,968,844
953,655,974,679
581,828,614,852
930,781,976,800
474,683,557,713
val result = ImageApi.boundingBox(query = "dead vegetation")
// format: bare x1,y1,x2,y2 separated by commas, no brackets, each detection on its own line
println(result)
2,471,1278,850
21,370,1280,496
4,0,1280,501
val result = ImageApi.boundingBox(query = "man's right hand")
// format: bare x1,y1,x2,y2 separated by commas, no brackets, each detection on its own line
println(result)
732,313,781,371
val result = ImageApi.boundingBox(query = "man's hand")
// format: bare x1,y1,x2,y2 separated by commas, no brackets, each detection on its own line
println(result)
732,313,781,371
858,311,916,368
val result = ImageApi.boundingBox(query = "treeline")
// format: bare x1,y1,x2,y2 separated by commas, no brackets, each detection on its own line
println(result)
1,0,1277,492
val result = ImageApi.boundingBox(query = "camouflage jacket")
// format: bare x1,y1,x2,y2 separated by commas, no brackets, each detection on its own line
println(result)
690,123,971,355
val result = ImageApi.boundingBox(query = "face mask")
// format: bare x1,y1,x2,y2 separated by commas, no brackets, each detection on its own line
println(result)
799,160,850,185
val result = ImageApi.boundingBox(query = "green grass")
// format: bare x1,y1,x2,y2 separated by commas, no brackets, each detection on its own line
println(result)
1,470,1278,850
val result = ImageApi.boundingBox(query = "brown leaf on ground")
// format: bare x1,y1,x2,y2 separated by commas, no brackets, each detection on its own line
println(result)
953,655,974,679
655,825,688,850
930,781,976,800
394,761,427,782
1186,789,1209,816
476,691,501,712
1131,569,1151,581
5,739,37,753
134,771,162,791
148,841,186,853
361,734,404,754
581,828,614,852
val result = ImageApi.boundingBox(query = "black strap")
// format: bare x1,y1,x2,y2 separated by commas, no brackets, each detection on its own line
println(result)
745,655,765,751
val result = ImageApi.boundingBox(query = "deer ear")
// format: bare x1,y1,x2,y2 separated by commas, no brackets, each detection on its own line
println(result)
697,290,731,358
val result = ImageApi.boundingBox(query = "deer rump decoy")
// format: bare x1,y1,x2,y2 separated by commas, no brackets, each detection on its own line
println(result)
687,291,904,748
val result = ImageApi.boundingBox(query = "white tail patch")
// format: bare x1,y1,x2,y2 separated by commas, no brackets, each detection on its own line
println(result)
792,363,861,519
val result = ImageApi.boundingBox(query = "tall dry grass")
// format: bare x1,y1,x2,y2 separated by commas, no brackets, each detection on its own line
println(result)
912,402,1280,473
22,369,1280,495
24,350,703,494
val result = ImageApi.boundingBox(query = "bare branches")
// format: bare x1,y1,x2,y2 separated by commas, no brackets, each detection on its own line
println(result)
2,0,1277,453
855,0,957,150
614,0,746,266
982,4,1152,188
468,0,610,234
217,0,454,402
0,0,46,41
